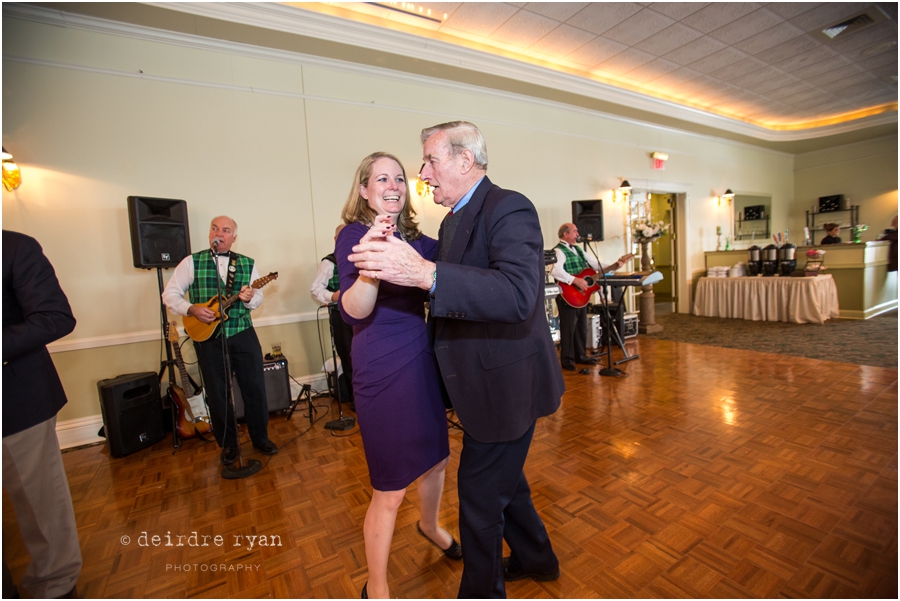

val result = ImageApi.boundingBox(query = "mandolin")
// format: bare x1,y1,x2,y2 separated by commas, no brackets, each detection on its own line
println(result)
182,272,278,342
167,322,213,440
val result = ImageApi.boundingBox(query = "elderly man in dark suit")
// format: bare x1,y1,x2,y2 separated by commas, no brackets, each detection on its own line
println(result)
349,121,564,598
2,230,81,599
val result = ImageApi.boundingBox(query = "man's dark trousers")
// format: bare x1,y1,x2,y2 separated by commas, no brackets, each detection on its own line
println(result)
457,422,558,598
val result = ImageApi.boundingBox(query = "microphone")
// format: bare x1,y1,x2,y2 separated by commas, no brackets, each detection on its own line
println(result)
211,238,222,248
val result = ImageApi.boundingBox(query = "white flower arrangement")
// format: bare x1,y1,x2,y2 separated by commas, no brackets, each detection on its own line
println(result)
633,219,670,243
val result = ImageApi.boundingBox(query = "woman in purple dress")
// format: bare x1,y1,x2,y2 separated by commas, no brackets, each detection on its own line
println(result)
337,152,458,599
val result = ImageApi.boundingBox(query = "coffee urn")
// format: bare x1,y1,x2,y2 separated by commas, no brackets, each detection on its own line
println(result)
779,243,797,276
747,245,762,276
762,244,779,276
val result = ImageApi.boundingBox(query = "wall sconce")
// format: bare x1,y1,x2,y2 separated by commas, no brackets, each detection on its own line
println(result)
718,188,734,207
2,147,21,191
415,163,431,197
614,179,632,203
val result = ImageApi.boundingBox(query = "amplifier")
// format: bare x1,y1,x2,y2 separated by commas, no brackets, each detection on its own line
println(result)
97,372,165,457
232,356,292,419
623,313,639,339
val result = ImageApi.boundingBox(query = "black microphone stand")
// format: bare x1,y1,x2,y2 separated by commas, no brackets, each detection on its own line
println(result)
584,240,629,378
212,241,261,479
324,303,355,431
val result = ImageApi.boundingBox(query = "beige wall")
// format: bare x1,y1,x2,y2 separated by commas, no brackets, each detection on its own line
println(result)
4,15,801,423
793,134,899,243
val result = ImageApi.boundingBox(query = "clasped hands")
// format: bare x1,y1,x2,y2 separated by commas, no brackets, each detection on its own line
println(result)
348,215,434,290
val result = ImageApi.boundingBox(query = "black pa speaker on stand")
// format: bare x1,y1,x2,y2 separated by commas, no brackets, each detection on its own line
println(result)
97,372,165,457
127,196,191,269
572,200,604,242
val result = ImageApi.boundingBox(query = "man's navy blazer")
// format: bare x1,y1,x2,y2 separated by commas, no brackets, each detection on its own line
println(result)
2,231,76,437
430,177,564,443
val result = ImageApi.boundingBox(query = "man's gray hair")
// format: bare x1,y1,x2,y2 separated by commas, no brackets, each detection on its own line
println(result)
421,121,488,170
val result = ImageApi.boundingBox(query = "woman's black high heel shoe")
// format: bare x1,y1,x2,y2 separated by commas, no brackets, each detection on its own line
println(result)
361,581,368,599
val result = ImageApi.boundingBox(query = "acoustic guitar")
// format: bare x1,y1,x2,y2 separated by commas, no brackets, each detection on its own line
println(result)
182,272,278,342
166,322,213,440
557,254,634,309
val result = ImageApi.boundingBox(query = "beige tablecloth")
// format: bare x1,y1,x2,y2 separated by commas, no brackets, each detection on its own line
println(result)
693,274,840,324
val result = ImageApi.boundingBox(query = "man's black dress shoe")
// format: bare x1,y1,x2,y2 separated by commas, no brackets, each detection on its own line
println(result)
502,557,560,582
253,439,279,455
561,364,576,372
416,521,463,560
221,447,237,466
577,356,599,365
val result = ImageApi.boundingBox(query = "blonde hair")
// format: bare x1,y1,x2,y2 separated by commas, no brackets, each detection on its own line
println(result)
341,152,422,241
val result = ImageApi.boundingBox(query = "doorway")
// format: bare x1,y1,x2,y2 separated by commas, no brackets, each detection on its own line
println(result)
648,192,678,315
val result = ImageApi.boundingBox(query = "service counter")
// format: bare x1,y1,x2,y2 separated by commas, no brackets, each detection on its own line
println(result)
704,241,897,320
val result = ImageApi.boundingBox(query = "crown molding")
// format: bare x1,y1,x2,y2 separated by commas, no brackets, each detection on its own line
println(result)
6,2,894,148
136,2,896,143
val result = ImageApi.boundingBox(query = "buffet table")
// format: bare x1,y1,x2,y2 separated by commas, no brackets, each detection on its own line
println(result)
693,274,840,324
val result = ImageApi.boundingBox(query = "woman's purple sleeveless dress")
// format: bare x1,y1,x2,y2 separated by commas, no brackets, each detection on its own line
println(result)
337,222,449,491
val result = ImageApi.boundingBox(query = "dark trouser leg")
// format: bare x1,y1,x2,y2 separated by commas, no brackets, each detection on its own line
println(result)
195,336,232,448
330,306,355,404
556,299,577,368
228,328,270,446
573,305,587,360
457,422,557,599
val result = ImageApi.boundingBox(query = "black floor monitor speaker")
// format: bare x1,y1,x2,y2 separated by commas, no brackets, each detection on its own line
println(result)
572,199,604,242
232,357,292,419
127,196,191,269
97,372,165,457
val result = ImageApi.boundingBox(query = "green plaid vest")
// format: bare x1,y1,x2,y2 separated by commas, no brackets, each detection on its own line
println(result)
189,250,253,339
556,242,589,275
324,254,339,292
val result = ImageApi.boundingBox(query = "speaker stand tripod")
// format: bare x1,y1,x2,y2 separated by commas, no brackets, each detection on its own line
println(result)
155,267,183,450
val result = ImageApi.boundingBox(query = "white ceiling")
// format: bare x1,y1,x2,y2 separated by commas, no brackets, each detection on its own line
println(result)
296,2,898,132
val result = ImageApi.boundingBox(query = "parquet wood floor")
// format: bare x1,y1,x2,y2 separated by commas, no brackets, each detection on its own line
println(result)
4,338,897,598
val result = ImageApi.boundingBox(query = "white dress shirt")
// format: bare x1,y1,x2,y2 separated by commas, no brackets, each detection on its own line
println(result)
310,258,338,306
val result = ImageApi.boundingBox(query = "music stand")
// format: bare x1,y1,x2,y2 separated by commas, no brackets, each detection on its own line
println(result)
286,383,315,426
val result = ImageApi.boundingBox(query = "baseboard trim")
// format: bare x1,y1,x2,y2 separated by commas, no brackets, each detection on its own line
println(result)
838,299,898,320
58,372,330,450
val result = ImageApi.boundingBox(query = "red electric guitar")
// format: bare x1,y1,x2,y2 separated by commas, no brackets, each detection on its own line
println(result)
557,254,634,308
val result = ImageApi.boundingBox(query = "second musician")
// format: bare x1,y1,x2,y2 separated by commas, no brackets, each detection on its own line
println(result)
336,152,458,599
